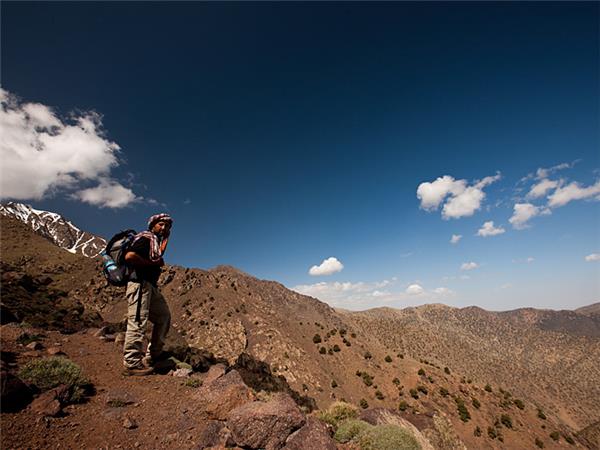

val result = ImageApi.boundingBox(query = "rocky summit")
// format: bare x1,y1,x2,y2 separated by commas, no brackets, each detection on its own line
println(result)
1,212,599,449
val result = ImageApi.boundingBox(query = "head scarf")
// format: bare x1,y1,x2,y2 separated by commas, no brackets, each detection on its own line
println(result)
132,213,173,262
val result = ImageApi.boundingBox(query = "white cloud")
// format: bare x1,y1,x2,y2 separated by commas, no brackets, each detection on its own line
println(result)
417,173,501,220
536,162,572,179
585,253,600,262
72,178,139,208
527,179,559,199
450,234,462,244
406,284,424,295
371,290,390,297
460,262,479,271
477,221,505,237
547,180,600,208
308,257,344,276
501,283,513,289
527,257,535,263
509,203,549,229
0,88,140,208
432,287,453,296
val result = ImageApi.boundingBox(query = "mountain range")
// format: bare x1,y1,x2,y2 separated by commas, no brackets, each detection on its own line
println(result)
1,202,599,449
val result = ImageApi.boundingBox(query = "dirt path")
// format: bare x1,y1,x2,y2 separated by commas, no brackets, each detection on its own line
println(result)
2,325,210,449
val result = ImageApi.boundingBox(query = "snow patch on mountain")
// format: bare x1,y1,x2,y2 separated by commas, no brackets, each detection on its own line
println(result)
0,202,106,257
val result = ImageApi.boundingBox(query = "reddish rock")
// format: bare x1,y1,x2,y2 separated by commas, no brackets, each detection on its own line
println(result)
194,420,235,449
227,393,306,450
30,390,62,417
203,363,227,385
193,370,254,420
283,416,336,450
1,371,33,412
46,347,66,356
123,415,138,429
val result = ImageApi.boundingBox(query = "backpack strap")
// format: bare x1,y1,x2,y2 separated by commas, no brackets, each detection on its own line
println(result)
135,281,144,324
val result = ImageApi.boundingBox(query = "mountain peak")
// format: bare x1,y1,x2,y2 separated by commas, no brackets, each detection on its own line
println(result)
0,202,106,257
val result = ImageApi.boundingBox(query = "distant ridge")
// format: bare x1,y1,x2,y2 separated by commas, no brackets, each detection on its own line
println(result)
0,201,106,257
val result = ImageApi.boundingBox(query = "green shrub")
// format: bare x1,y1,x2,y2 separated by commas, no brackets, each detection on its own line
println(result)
357,424,421,450
17,333,46,345
535,437,544,448
333,344,341,352
427,376,434,383
487,426,497,439
312,334,322,344
392,377,400,385
364,351,372,359
319,346,326,354
514,399,525,410
334,419,372,443
328,348,334,355
398,400,408,411
416,385,428,395
19,357,89,403
439,387,449,397
500,414,512,428
564,435,575,445
385,355,392,363
484,384,492,392
317,401,359,428
472,398,481,409
549,431,559,441
375,390,384,400
361,372,374,387
537,408,547,420
455,397,471,422
339,328,347,336
185,378,201,388
351,332,357,338
410,389,419,399
397,353,404,359
474,426,482,437
331,380,338,388
444,367,450,375
359,398,369,409
417,368,425,376
356,370,362,376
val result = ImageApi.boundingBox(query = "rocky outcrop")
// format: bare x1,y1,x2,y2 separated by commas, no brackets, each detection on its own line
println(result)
283,416,337,450
194,369,255,420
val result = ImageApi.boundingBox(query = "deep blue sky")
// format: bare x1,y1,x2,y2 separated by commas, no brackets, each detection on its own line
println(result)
2,2,599,310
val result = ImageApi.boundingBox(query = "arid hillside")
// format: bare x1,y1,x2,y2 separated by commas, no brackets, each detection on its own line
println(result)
2,214,599,449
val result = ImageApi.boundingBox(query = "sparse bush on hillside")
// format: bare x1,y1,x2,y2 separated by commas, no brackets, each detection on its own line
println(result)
535,437,544,448
399,400,408,411
356,370,362,377
319,346,326,354
439,387,449,397
444,367,450,375
317,401,359,429
417,368,425,376
360,398,369,409
17,333,46,345
500,414,513,428
339,328,347,336
185,378,201,388
313,334,322,344
385,355,392,363
351,332,357,338
474,426,482,437
410,389,419,399
537,408,547,420
19,357,89,403
564,435,575,445
334,419,372,443
357,424,421,450
472,398,481,409
484,384,492,392
328,348,334,355
343,338,351,346
331,380,338,388
375,390,384,400
333,344,341,352
514,399,525,410
392,377,400,385
364,351,372,360
416,385,428,395
454,397,471,422
397,353,404,359
427,376,434,383
361,372,374,387
549,431,559,441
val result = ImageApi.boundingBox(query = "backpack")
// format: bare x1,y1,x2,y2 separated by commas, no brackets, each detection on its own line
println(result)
100,229,137,286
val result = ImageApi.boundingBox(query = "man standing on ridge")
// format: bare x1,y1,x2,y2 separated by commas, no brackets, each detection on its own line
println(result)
122,213,173,376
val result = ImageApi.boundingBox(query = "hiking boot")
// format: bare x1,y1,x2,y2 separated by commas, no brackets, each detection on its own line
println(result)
142,352,168,367
122,364,154,376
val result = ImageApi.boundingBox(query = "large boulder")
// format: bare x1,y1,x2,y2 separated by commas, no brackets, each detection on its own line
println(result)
193,369,254,420
227,392,306,450
283,416,336,450
194,420,234,449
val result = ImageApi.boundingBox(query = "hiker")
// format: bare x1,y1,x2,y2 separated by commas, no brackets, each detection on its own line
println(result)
122,213,173,376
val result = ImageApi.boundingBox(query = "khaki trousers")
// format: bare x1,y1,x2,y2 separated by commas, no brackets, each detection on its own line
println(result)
123,280,171,369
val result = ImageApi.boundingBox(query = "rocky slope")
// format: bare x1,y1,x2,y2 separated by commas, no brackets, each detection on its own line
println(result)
1,214,598,449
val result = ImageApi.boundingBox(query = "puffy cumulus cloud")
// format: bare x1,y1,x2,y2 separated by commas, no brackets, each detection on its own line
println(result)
460,262,478,271
585,253,600,262
308,257,344,276
72,178,139,208
547,180,600,208
450,234,462,244
527,178,559,199
405,284,424,295
477,221,505,237
509,203,550,229
417,173,501,220
0,88,141,208
291,278,398,309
